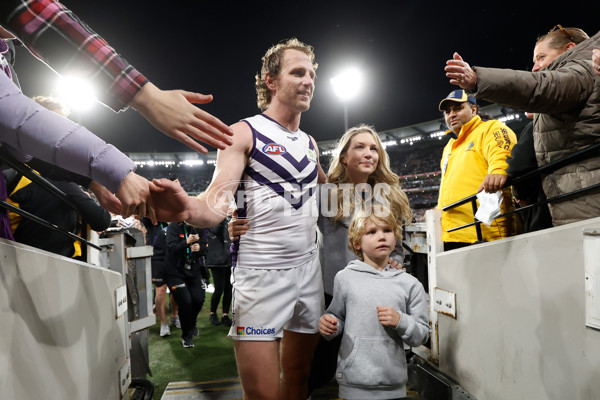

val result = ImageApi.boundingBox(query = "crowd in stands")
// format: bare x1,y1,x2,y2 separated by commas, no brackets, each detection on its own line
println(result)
132,136,450,222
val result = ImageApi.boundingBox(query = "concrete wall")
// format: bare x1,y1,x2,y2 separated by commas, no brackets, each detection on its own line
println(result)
0,238,127,400
435,217,600,400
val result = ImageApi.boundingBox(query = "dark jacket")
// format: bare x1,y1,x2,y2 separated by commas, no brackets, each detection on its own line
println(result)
506,122,552,233
141,218,168,262
9,177,110,257
165,222,208,280
205,219,232,267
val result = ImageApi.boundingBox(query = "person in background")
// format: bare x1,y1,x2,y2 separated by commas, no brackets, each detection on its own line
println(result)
444,26,599,226
506,27,590,233
141,217,179,337
319,206,429,400
0,0,234,153
593,48,600,76
165,221,208,348
7,95,111,257
437,89,517,250
205,218,233,327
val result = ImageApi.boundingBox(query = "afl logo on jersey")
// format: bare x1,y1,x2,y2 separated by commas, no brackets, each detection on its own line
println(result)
262,143,287,155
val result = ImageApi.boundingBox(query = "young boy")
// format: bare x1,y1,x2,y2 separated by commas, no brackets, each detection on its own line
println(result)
319,207,430,399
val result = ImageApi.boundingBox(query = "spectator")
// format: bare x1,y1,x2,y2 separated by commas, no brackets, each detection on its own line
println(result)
437,89,517,250
141,217,179,337
165,221,208,348
444,26,600,226
0,46,151,236
6,95,111,257
0,0,233,153
593,48,600,76
319,206,429,400
205,218,233,327
7,175,110,257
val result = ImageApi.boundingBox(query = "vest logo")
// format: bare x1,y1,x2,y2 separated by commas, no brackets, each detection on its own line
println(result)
237,326,245,335
262,143,286,155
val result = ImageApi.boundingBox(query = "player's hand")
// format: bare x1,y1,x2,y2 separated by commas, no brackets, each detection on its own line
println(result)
149,178,194,222
228,210,249,241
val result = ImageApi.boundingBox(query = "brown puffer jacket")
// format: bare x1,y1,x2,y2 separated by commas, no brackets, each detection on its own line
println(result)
470,30,600,225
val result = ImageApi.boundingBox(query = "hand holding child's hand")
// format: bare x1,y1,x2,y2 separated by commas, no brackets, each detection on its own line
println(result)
377,306,401,327
319,314,338,336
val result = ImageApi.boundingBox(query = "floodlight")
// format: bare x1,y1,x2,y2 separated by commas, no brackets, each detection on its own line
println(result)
330,68,363,102
56,76,96,111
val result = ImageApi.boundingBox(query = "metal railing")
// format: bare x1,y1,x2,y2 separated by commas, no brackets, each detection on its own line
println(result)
0,148,101,251
442,141,600,242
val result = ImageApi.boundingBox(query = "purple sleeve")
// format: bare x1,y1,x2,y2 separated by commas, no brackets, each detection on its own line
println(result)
0,71,135,192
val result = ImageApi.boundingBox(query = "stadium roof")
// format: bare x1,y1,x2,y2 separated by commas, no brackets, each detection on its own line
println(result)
126,104,527,166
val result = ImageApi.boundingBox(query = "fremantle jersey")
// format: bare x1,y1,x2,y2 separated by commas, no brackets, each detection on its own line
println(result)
232,114,318,269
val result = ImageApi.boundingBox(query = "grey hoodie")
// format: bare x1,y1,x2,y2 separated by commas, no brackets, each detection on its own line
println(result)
325,260,429,399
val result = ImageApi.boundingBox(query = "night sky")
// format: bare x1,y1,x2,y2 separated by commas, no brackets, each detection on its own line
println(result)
11,1,599,153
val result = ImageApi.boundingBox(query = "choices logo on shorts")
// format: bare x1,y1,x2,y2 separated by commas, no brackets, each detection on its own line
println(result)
236,326,276,336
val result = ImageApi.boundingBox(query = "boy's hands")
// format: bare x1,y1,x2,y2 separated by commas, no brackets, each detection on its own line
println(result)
377,306,401,327
319,314,339,336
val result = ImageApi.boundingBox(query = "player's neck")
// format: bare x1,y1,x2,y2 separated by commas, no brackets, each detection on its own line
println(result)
264,104,302,132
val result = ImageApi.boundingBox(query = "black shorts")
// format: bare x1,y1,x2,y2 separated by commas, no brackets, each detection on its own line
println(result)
152,259,169,287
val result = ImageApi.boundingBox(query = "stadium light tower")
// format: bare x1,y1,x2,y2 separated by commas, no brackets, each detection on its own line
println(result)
330,67,363,131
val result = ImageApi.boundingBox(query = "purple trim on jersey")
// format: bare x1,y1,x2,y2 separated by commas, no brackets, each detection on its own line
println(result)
242,120,258,159
258,113,289,130
253,129,312,172
246,165,318,191
244,167,317,210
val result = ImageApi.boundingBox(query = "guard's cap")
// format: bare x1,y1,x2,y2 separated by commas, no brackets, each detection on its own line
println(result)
438,89,477,111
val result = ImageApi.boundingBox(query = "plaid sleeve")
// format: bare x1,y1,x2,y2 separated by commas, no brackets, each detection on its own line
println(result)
0,0,148,111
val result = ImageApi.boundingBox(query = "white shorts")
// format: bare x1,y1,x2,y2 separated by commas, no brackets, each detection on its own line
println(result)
228,255,324,341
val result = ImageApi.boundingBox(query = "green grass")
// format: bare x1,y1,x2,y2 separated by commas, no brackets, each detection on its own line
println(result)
147,291,238,399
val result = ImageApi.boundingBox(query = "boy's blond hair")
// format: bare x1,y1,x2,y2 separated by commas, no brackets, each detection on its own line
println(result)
347,206,401,260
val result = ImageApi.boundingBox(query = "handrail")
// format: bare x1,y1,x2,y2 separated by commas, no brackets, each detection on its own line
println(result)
0,148,79,212
442,140,600,240
442,141,600,212
0,200,101,250
0,148,101,251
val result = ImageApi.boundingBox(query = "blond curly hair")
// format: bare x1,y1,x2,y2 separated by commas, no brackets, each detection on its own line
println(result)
255,38,317,111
